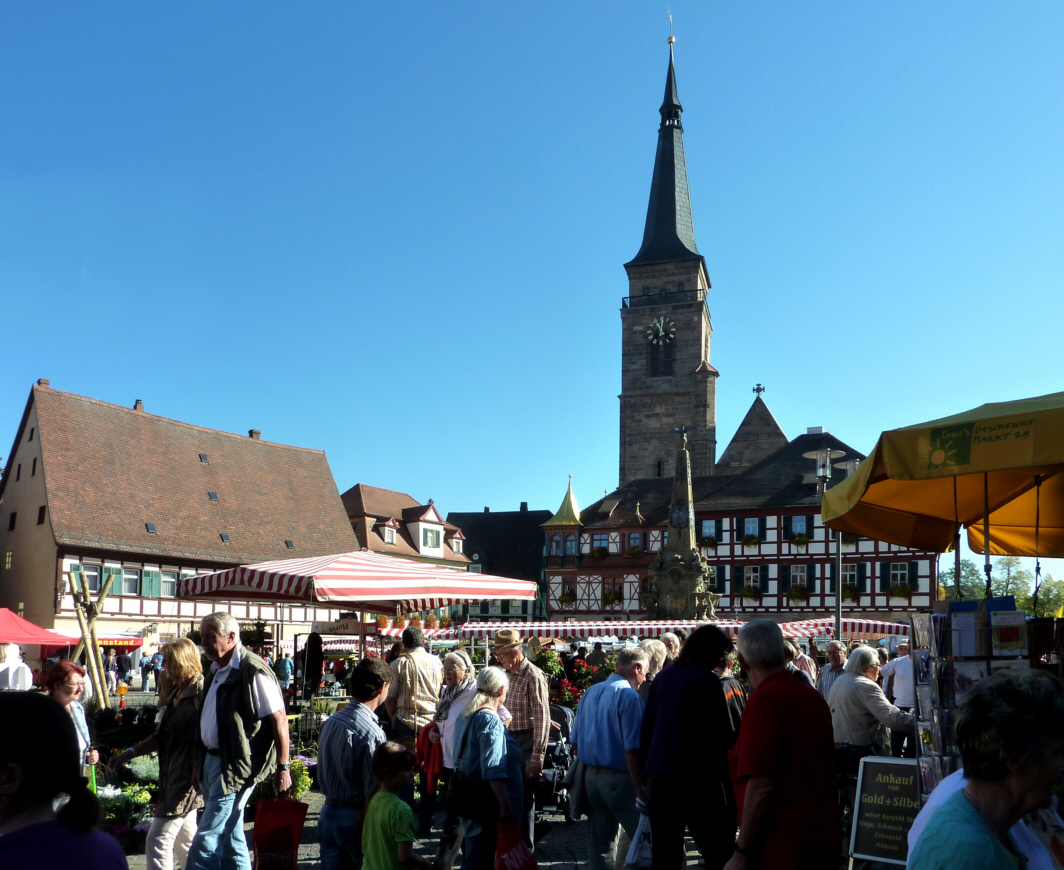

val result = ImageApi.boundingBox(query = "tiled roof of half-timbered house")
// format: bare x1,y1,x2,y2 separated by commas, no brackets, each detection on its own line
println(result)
1,382,358,564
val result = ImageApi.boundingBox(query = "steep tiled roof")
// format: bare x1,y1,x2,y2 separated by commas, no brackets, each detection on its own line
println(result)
579,432,864,527
542,479,582,528
342,482,467,564
20,385,357,563
447,508,554,582
716,396,790,475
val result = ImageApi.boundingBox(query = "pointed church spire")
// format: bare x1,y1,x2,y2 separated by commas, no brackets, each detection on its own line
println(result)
627,40,702,266
542,476,582,528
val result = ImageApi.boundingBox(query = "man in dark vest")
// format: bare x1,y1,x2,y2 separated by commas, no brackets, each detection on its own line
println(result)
185,611,290,870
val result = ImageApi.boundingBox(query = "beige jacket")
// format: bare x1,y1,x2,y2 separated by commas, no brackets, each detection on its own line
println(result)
827,673,915,749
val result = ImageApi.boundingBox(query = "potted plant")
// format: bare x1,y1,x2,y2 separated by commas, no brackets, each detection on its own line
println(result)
408,614,423,629
787,585,809,602
375,614,389,629
841,586,859,602
698,534,718,550
888,583,915,599
625,545,642,558
439,615,452,628
559,590,577,605
740,586,762,601
841,532,860,547
742,534,762,548
591,547,608,559
789,533,809,547
390,613,405,629
425,613,439,629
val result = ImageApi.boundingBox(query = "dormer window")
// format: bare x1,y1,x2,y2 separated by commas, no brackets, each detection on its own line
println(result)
423,528,441,548
384,527,396,545
452,538,463,555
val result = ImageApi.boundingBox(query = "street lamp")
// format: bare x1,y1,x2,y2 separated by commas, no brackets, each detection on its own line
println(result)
804,447,845,639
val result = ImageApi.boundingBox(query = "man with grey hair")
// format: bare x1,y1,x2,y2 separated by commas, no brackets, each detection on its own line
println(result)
186,611,290,870
570,647,649,870
815,640,847,701
725,620,838,870
660,632,680,662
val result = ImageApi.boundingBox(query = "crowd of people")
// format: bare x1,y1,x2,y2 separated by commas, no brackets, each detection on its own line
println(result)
2,616,1063,870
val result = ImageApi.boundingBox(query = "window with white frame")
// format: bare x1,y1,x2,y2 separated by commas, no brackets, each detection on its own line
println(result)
791,515,807,535
842,564,857,587
564,535,577,556
452,538,463,555
744,518,759,537
422,528,441,548
122,568,140,595
744,566,760,588
701,520,714,538
790,565,806,586
161,571,178,597
891,563,909,586
550,536,562,556
81,564,101,593
384,527,396,545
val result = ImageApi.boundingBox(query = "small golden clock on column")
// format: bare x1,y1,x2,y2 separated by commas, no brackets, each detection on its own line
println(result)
645,315,677,345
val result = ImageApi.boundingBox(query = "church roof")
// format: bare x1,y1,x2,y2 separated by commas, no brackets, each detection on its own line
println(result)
542,478,582,528
716,395,790,475
626,44,703,267
579,431,865,528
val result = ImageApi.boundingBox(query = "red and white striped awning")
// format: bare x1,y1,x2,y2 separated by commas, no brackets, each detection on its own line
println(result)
177,549,537,613
457,620,747,640
783,617,909,638
378,626,458,640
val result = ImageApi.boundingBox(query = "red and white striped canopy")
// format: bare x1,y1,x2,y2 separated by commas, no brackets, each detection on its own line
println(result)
378,626,458,640
178,549,538,613
457,620,747,640
784,617,909,638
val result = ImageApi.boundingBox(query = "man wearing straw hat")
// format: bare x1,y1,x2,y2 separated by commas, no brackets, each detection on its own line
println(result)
493,627,550,849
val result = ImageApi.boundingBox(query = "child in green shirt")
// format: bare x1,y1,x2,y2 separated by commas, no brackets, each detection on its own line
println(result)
362,742,431,870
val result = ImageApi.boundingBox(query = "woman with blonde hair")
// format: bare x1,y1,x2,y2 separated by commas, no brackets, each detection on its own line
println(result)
109,637,204,870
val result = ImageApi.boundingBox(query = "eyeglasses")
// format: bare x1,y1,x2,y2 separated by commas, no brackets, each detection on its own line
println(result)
62,681,85,690
443,666,466,674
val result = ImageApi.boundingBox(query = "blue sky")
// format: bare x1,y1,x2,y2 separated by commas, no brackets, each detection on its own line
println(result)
2,4,1062,582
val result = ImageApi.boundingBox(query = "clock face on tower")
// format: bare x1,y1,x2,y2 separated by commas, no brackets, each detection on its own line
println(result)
645,315,677,345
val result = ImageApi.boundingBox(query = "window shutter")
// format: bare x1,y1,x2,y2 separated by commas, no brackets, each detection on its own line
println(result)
715,519,723,541
879,561,891,592
807,564,816,592
857,562,867,592
807,515,816,539
759,564,770,592
737,518,745,539
830,562,838,593
758,517,767,541
140,569,154,597
781,564,791,588
716,564,727,594
909,561,919,590
782,516,792,539
102,565,121,592
69,563,83,593
734,563,743,587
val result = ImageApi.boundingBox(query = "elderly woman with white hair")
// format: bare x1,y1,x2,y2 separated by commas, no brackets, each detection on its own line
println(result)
638,638,668,702
827,643,915,758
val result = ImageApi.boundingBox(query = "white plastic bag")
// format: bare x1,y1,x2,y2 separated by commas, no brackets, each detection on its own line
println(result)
625,812,653,869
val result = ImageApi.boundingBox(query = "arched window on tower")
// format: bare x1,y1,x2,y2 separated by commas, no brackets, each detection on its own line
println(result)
549,535,561,556
655,460,664,478
564,534,577,556
649,340,674,377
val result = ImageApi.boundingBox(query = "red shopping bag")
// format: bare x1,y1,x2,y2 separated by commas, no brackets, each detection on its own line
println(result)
495,818,537,870
252,799,309,870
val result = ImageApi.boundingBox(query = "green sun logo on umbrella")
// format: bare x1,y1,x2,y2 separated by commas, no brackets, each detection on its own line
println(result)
927,425,973,470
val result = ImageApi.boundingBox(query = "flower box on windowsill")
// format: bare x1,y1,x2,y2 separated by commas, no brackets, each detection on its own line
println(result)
558,592,577,605
787,585,809,602
601,592,623,608
741,535,762,548
841,587,859,603
740,587,762,602
590,548,608,559
625,546,642,558
888,583,915,601
841,532,860,547
789,534,809,548
698,535,717,550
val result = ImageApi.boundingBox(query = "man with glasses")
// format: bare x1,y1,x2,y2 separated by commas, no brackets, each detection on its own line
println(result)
815,641,847,701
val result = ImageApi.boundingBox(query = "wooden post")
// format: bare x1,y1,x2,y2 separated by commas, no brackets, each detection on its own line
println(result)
79,580,111,708
66,572,106,706
71,572,117,665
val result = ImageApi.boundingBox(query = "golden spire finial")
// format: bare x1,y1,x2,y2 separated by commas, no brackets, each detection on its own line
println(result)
668,9,675,44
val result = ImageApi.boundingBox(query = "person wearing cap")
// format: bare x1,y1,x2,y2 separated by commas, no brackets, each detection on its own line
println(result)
492,628,550,849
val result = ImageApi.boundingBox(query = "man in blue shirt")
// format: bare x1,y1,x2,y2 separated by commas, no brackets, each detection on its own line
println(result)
570,647,649,870
316,657,391,870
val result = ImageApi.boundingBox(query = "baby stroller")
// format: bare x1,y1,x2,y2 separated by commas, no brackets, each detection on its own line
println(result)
535,704,576,823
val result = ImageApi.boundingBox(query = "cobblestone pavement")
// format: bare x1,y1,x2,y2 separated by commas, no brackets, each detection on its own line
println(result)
126,788,715,868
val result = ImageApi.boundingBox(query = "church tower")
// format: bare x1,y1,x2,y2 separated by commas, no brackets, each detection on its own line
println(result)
619,41,718,486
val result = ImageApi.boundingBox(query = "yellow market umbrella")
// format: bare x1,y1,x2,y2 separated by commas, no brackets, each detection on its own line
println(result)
822,391,1064,593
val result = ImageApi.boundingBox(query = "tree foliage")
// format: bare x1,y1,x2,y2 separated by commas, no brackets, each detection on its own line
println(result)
939,559,987,601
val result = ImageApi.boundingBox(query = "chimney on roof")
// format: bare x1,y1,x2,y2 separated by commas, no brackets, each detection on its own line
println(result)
133,399,144,411
37,379,50,388
484,507,490,513
520,502,528,512
807,426,824,435
249,429,261,440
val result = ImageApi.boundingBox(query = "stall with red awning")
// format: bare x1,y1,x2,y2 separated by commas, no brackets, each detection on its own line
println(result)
178,549,538,612
0,609,78,645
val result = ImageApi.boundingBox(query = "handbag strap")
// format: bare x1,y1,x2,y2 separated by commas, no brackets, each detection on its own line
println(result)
454,707,498,769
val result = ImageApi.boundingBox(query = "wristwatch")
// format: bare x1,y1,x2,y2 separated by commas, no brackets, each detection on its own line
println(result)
279,762,291,770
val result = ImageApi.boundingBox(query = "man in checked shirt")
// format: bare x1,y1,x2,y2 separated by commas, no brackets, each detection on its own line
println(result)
492,628,550,849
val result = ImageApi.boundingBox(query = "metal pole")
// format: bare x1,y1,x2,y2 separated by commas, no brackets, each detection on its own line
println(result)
983,473,992,598
834,530,843,641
